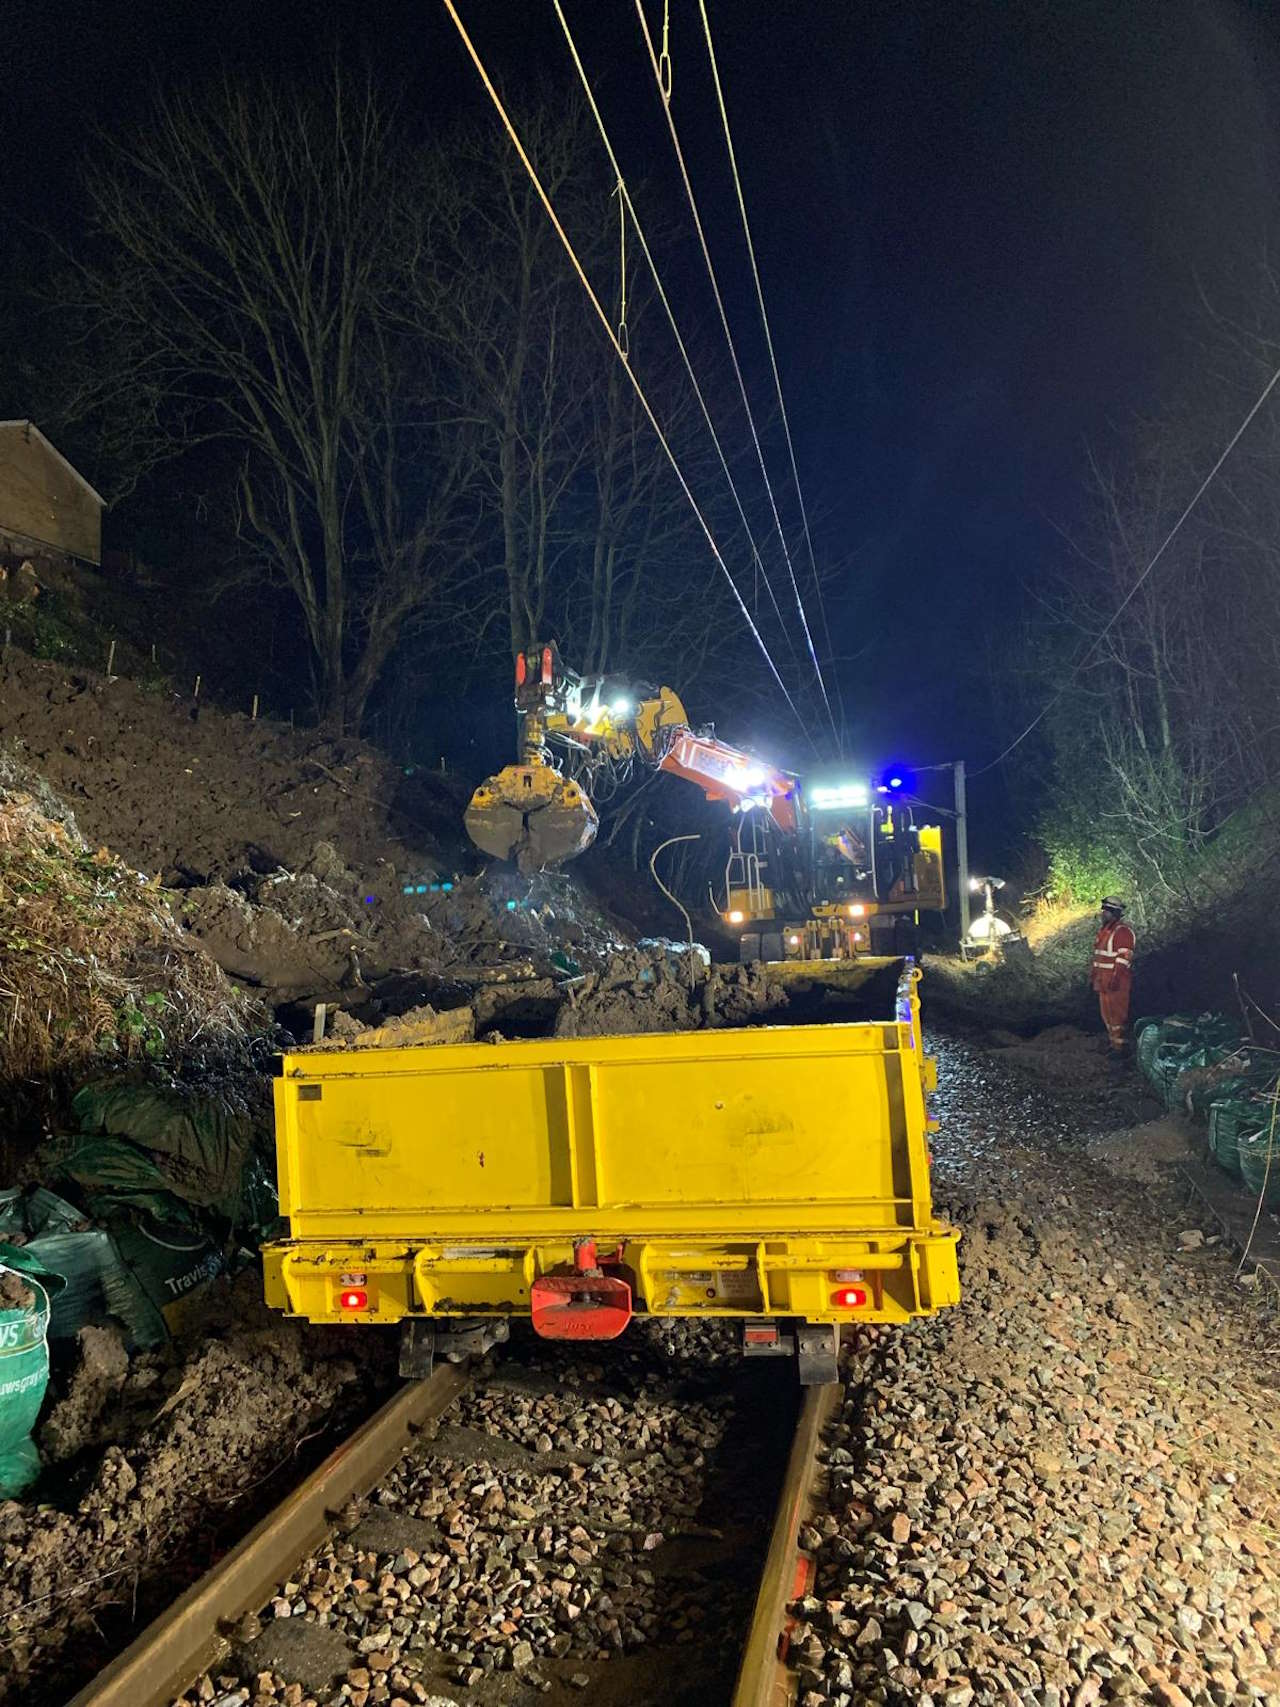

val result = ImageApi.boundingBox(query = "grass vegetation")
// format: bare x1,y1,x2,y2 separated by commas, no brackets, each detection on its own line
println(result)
0,757,251,1083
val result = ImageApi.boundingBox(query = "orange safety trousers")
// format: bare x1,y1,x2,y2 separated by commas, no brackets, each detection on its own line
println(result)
1098,983,1131,1051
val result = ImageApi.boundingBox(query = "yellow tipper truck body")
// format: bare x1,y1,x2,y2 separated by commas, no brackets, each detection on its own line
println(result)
262,960,959,1380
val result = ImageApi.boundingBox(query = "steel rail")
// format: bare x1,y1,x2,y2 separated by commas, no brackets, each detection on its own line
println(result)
68,1365,469,1707
731,1380,840,1707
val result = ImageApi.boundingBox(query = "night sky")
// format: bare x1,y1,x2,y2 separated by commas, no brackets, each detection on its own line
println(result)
6,0,1279,815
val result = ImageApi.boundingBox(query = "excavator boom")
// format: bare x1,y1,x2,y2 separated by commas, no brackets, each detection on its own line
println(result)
465,643,795,869
658,732,797,833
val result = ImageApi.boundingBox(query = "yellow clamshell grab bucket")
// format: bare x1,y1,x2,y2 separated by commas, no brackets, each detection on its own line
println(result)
464,760,598,873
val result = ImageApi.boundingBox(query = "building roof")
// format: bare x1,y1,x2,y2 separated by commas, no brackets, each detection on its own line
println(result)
0,420,105,508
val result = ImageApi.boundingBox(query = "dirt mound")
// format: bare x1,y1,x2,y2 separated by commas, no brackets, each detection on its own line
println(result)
178,877,359,998
1089,1114,1199,1183
0,651,660,1028
0,1276,395,1705
0,650,462,885
37,1324,129,1464
0,759,251,1087
554,950,784,1038
983,1021,1115,1089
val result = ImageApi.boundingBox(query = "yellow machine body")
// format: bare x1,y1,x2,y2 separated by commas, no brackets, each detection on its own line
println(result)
262,962,959,1334
723,823,948,961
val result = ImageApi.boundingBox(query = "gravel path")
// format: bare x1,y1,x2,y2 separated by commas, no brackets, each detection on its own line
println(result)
795,1034,1280,1707
172,1332,792,1707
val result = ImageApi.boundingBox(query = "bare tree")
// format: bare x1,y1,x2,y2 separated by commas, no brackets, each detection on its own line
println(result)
407,106,770,704
1027,338,1280,904
54,66,479,731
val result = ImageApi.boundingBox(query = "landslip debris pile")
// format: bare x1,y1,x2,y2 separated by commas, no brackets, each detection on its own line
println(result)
175,856,637,1013
789,1038,1280,1707
0,1283,390,1706
0,758,250,1085
0,650,648,1017
307,941,794,1051
0,648,453,885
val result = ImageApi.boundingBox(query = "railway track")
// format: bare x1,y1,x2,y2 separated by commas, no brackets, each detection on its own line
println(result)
68,1338,834,1707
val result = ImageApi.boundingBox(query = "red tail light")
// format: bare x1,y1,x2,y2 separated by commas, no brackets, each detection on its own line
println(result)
515,652,527,687
541,645,553,685
831,1285,868,1309
339,1287,369,1311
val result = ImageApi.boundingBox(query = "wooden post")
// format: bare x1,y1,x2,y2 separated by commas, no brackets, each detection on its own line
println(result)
955,759,970,947
106,639,116,677
251,694,259,721
312,1003,327,1044
193,675,202,700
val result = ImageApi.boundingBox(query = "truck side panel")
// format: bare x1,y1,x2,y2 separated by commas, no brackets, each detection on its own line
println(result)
263,969,960,1332
276,1024,924,1238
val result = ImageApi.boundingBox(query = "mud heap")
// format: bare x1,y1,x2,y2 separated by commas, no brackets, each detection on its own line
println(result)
0,755,251,1090
0,650,651,1022
553,948,784,1037
318,942,911,1049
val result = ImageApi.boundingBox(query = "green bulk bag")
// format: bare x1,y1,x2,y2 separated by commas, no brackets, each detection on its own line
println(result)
107,1215,226,1341
1207,1099,1267,1178
0,1267,51,1499
1193,1014,1245,1049
1238,1121,1280,1207
1153,1042,1202,1108
1196,1075,1261,1122
1136,1024,1165,1080
71,1080,254,1217
1158,1015,1199,1045
1139,1018,1197,1084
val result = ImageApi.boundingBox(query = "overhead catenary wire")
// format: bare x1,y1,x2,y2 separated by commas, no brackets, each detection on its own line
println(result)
697,0,845,745
634,0,840,748
551,0,798,666
440,0,808,737
970,355,1280,780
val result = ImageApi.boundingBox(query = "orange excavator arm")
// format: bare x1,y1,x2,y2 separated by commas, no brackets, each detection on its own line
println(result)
658,732,798,834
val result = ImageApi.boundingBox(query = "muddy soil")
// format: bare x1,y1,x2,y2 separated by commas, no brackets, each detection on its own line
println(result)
1088,1114,1201,1185
0,1273,399,1707
0,651,460,886
38,1323,130,1464
0,654,628,1018
982,1021,1118,1091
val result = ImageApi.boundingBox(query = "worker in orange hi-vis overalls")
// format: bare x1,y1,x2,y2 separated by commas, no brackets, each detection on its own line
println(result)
1090,897,1136,1054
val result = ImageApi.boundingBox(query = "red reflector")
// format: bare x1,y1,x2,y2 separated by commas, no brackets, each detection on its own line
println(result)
339,1287,368,1311
831,1285,868,1309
